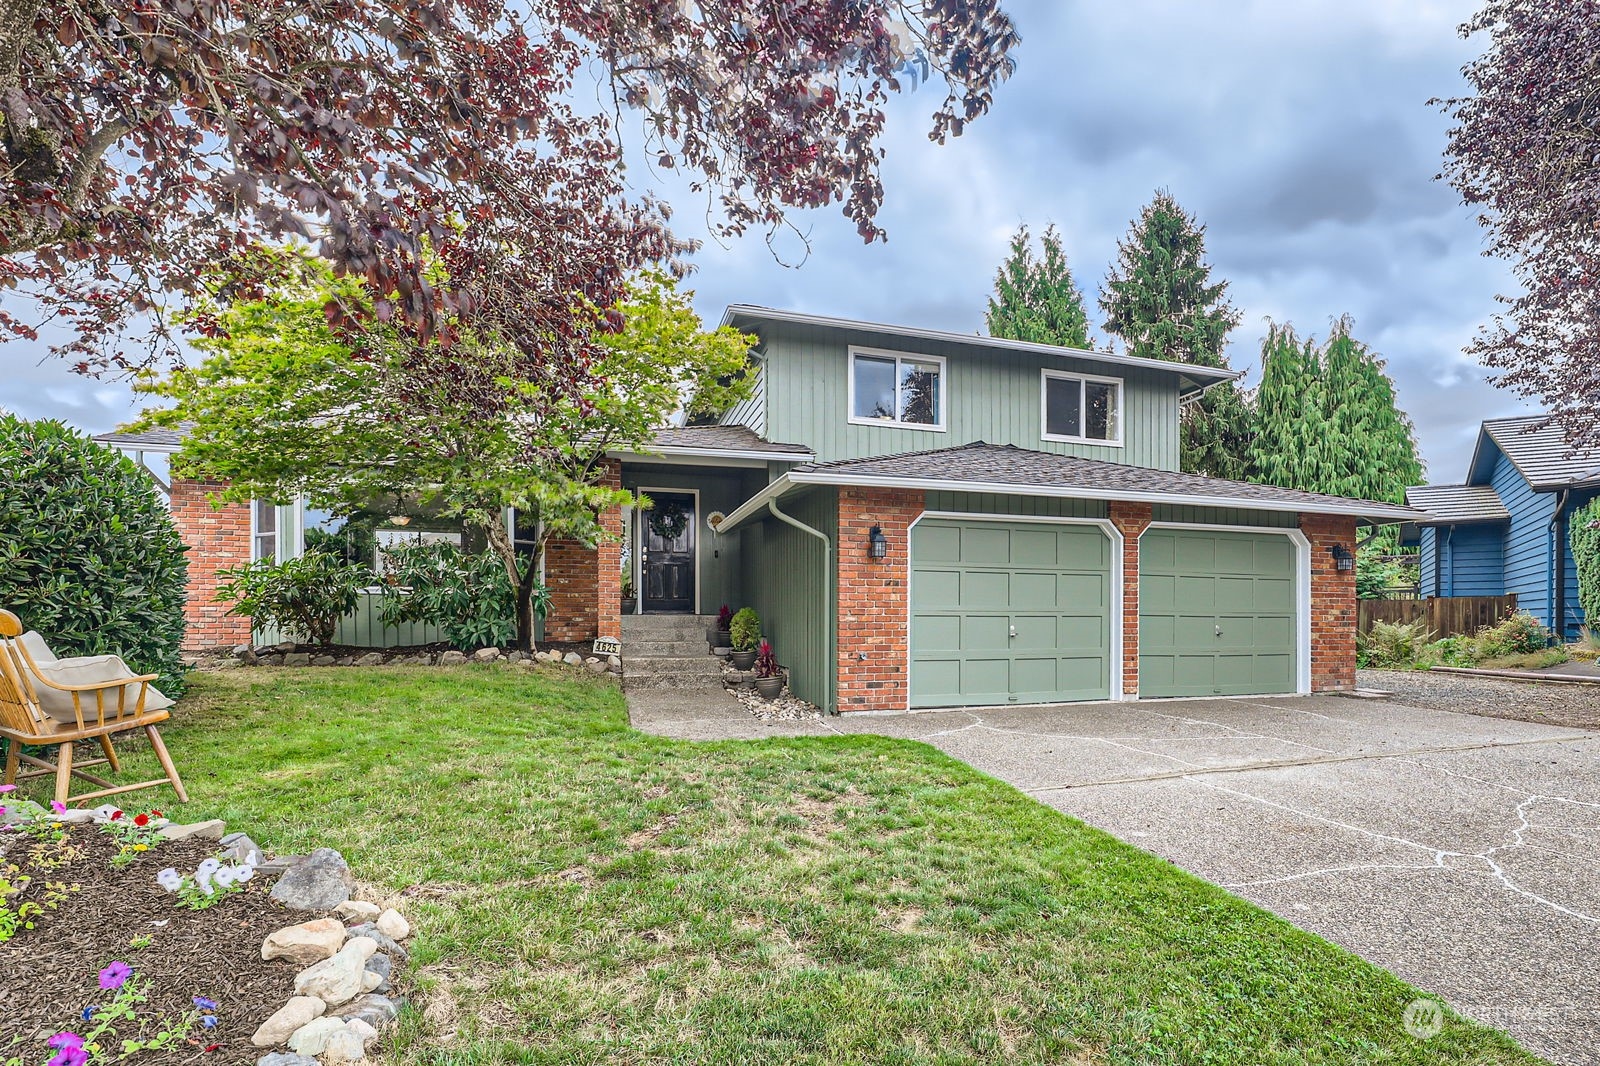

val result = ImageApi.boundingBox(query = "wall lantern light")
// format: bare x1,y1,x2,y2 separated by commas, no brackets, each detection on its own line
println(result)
1330,543,1355,571
868,525,889,560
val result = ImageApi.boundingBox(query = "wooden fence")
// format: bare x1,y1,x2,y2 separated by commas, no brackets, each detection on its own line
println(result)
1357,595,1519,638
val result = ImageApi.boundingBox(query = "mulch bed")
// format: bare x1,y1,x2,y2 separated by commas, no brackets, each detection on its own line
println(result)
0,826,306,1065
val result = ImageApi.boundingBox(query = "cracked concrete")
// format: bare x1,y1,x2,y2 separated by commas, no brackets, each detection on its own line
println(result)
628,688,1600,1064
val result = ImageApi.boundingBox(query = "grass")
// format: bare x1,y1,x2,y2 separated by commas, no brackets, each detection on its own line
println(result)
16,666,1546,1065
1476,649,1571,671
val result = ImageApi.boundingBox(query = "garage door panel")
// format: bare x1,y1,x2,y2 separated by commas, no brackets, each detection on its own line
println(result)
911,518,1112,708
1140,529,1299,698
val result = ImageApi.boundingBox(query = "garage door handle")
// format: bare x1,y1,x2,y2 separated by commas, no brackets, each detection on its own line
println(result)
1009,625,1017,638
1215,625,1223,637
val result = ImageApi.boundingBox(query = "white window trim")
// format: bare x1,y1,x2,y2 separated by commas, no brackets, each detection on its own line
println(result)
847,346,948,432
1040,368,1124,448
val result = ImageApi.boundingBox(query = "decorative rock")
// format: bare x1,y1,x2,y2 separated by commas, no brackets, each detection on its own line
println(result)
354,652,385,667
330,994,401,1029
344,1018,380,1045
311,655,337,666
262,918,346,965
516,658,537,670
232,644,254,660
258,654,284,666
285,1016,347,1056
344,924,407,960
345,935,380,960
159,818,227,841
472,647,500,662
505,650,526,663
256,1054,318,1066
607,655,621,669
321,1029,366,1062
334,900,380,921
294,940,370,1006
335,656,354,666
362,952,391,993
439,650,467,666
375,908,410,941
251,996,326,1047
270,847,354,912
360,970,382,992
563,651,584,666
283,653,311,666
221,831,264,865
275,642,297,653
586,660,608,674
53,808,99,824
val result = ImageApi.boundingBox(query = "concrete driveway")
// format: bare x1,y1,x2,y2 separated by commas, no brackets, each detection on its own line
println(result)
632,690,1600,1065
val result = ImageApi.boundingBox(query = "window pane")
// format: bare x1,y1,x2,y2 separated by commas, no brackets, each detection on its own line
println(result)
1085,381,1118,441
253,501,277,561
1045,377,1082,438
853,356,897,420
899,360,940,425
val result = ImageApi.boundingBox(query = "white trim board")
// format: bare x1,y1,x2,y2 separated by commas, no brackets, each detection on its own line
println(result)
1138,522,1313,697
903,511,1125,711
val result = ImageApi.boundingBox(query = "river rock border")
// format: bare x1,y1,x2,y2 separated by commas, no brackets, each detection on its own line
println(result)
213,644,622,676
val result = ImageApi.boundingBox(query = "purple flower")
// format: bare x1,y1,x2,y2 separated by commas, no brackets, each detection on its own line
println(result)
201,1014,219,1029
47,1034,84,1051
48,1049,88,1066
98,961,132,990
0,783,15,794
193,996,218,1011
51,800,67,814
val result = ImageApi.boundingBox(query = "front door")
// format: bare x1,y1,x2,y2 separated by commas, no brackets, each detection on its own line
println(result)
641,492,696,613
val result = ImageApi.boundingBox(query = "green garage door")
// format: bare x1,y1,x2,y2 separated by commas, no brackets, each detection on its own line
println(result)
911,519,1112,708
1139,529,1298,698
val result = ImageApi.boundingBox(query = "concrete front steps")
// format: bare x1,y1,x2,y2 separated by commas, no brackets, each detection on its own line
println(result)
621,614,723,689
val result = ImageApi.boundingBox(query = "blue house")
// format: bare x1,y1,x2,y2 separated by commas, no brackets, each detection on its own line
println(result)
1404,416,1600,639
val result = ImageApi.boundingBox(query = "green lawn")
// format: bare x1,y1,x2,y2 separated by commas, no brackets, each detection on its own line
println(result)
41,667,1543,1065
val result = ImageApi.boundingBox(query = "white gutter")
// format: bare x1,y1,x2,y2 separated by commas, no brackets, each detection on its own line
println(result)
716,470,1423,529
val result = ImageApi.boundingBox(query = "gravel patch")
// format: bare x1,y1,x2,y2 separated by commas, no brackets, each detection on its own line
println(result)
718,659,823,722
1359,668,1600,731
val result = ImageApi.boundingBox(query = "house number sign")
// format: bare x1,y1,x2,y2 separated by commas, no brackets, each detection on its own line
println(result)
593,637,622,656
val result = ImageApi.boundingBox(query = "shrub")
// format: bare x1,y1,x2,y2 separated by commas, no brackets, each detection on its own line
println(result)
0,417,189,694
1356,618,1432,669
1419,635,1479,668
379,541,539,650
1478,612,1551,657
1572,500,1600,626
753,640,780,679
729,607,761,652
215,551,367,647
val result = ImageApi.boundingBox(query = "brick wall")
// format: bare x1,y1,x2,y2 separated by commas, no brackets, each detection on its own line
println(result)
1109,501,1152,697
542,460,623,643
169,478,253,651
836,487,924,713
1302,512,1359,692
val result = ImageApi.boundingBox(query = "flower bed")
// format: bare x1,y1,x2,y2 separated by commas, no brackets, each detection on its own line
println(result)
1,794,410,1066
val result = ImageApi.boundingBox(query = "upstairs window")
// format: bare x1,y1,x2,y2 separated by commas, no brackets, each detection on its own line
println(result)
849,348,945,430
1042,370,1122,445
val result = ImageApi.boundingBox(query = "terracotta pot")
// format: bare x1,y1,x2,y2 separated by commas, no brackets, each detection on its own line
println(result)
729,649,757,670
754,675,784,700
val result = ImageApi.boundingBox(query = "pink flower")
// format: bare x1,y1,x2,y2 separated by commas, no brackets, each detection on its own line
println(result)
0,783,15,794
98,961,131,990
51,800,67,814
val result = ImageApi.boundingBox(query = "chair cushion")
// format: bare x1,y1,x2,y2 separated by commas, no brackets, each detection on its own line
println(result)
29,655,174,724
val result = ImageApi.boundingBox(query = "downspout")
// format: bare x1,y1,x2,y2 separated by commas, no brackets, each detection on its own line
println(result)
766,497,836,716
1551,488,1572,642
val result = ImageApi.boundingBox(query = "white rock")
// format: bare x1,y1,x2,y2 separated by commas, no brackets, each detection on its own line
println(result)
321,1030,366,1062
374,908,410,941
293,941,369,1006
334,900,380,921
360,969,381,992
261,918,346,966
285,1016,346,1056
563,651,584,666
344,1018,380,1045
250,996,326,1047
345,935,380,960
158,818,227,841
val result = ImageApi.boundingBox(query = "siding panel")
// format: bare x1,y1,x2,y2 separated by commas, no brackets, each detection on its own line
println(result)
1492,446,1556,627
740,487,837,709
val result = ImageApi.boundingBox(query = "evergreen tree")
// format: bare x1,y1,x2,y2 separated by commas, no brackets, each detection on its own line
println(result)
985,224,1093,349
1248,322,1324,491
1099,190,1250,479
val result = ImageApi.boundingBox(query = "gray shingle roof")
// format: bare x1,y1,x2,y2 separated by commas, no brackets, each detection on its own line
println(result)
1403,484,1510,524
790,442,1422,521
1482,416,1600,489
644,425,812,456
92,424,190,451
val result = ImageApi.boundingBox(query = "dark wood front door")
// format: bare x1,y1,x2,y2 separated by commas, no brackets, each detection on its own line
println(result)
641,493,696,613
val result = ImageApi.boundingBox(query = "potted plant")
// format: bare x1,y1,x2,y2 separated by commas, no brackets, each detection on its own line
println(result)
710,603,733,647
729,606,760,669
621,573,636,616
753,640,783,699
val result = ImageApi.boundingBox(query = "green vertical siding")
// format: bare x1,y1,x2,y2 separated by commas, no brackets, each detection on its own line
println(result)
721,360,767,436
757,322,1182,469
1151,505,1299,528
739,487,837,711
254,591,520,648
622,464,764,614
926,492,1107,519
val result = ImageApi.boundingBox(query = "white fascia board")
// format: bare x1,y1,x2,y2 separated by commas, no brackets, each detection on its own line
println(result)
608,446,813,465
715,473,797,532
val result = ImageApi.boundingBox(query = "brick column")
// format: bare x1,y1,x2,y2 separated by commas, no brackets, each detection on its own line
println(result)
836,487,923,713
168,478,253,651
1109,501,1152,698
542,460,623,643
1301,512,1358,692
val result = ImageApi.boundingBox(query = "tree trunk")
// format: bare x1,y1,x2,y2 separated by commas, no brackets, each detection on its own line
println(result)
481,511,538,653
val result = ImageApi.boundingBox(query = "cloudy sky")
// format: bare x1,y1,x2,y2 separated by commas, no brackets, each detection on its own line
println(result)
0,0,1531,481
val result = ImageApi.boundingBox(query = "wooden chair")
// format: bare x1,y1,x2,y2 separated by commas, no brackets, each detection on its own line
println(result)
0,609,188,807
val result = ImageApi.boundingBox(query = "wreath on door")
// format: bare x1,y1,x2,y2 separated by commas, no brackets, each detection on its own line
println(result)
648,501,689,541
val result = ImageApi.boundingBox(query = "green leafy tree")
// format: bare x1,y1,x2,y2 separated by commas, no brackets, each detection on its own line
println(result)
1572,500,1600,628
1248,318,1424,516
1099,191,1250,479
215,552,367,648
985,224,1092,349
0,417,189,693
133,254,754,650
